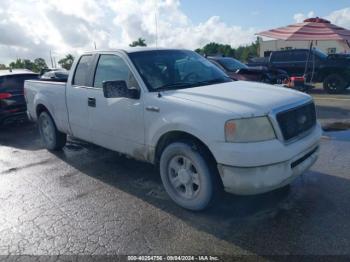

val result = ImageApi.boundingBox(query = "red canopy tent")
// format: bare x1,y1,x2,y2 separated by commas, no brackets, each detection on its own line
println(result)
256,17,350,84
257,17,350,43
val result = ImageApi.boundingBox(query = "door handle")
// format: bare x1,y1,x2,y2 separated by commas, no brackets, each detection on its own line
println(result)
146,106,160,112
88,97,96,107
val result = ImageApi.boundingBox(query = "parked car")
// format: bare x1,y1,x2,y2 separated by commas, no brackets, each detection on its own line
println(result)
0,69,38,125
40,68,64,76
25,48,321,210
208,56,288,84
247,49,350,94
40,69,69,82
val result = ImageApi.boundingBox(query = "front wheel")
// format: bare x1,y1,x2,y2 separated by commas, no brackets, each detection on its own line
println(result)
38,111,66,151
323,74,347,94
159,142,220,211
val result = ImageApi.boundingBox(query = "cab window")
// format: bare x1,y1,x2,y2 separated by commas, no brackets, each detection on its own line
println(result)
72,55,93,86
93,54,139,89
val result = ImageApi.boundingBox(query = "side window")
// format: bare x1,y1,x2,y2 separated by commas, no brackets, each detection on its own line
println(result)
271,52,283,62
294,51,307,62
93,54,138,89
327,48,336,54
73,55,93,86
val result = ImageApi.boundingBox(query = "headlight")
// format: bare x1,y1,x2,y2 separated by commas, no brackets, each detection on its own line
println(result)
225,116,276,142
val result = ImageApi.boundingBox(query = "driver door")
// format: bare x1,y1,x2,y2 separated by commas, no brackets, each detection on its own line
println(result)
86,53,144,156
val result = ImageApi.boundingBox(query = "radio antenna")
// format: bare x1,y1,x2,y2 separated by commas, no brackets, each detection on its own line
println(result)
155,1,158,47
49,50,54,68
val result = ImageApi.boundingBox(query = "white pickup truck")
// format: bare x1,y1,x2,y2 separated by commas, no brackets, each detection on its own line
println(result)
25,48,322,210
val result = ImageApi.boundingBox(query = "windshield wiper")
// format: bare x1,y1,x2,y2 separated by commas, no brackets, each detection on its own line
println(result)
155,77,231,92
192,77,232,86
155,82,194,91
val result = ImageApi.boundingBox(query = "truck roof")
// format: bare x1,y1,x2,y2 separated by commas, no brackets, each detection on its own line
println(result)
84,47,188,55
272,49,309,52
0,69,38,77
271,48,325,53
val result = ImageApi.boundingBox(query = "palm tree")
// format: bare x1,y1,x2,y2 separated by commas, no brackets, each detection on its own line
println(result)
129,38,147,47
58,54,75,70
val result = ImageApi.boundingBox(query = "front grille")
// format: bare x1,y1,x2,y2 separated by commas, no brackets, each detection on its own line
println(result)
276,102,316,141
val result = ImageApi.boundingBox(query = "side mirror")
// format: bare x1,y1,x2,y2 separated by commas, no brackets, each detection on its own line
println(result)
102,80,140,99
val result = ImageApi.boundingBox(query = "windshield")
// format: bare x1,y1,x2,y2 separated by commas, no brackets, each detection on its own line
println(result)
128,50,232,91
313,48,328,60
217,57,248,71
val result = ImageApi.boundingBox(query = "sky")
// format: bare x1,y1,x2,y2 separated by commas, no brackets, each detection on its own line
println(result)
0,0,350,66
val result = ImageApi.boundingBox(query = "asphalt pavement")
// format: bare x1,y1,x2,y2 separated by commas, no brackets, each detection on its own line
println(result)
310,87,350,129
0,91,349,259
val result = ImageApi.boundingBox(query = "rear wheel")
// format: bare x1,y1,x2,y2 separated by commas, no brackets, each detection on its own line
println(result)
260,75,271,83
159,141,221,211
323,74,347,94
38,111,66,150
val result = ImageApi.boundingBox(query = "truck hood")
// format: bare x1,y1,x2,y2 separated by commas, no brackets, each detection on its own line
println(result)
169,81,311,117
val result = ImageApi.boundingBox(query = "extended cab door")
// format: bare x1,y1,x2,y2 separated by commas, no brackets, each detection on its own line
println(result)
86,53,145,157
66,54,94,141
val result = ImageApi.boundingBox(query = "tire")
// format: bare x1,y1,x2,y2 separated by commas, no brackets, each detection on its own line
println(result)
261,75,271,84
323,74,347,94
159,141,221,211
38,111,66,151
275,74,288,85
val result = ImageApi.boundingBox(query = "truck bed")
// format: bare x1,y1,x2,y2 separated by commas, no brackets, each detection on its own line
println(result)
24,80,70,134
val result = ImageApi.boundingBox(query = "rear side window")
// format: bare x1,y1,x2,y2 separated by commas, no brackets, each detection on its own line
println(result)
73,55,93,86
271,52,290,62
292,51,307,62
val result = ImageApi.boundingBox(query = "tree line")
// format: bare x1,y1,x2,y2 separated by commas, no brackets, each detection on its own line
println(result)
0,54,75,73
129,38,260,62
0,38,259,72
195,39,260,62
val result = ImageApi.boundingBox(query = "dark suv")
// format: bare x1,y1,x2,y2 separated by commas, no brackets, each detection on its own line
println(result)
0,69,38,125
208,56,288,84
247,49,350,94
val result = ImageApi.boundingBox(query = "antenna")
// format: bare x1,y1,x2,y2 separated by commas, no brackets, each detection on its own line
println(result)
155,1,158,47
49,50,54,68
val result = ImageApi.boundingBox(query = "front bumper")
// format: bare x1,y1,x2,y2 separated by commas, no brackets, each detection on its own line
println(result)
218,143,319,195
214,124,322,195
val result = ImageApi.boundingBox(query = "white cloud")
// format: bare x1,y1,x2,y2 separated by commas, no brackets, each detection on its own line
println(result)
293,8,350,29
1,1,350,67
326,8,350,28
0,0,257,66
293,11,315,23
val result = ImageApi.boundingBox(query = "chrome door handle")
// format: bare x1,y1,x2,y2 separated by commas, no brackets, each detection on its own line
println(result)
146,106,160,112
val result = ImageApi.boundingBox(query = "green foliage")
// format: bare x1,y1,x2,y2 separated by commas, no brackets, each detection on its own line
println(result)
196,38,260,62
0,64,7,70
58,54,75,70
129,38,147,47
34,58,48,71
8,58,48,73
